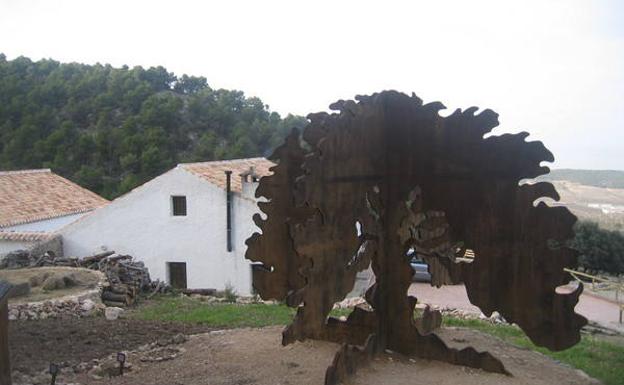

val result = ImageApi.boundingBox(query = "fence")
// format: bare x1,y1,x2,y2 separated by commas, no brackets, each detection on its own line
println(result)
563,268,624,324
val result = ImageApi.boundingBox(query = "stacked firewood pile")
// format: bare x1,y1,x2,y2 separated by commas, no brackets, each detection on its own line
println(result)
1,250,76,269
32,252,79,267
1,248,152,307
80,251,151,307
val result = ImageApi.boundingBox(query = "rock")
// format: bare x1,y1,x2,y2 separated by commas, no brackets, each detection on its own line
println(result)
489,311,505,323
63,273,78,287
87,365,105,380
80,299,96,314
333,296,366,309
41,272,77,291
42,275,66,291
139,346,183,362
29,272,51,287
104,307,124,320
8,282,31,298
8,308,18,321
171,333,188,344
236,296,255,304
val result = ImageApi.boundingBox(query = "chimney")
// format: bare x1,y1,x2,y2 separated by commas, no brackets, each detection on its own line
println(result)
240,166,259,199
225,170,232,252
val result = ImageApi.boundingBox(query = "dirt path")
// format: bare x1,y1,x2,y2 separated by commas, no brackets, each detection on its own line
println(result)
70,326,598,385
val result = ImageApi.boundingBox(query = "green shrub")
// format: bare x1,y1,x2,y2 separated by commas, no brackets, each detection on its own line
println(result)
571,221,624,275
223,283,238,303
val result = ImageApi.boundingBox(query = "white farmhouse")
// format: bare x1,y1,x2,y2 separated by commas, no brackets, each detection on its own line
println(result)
60,158,274,295
0,169,108,255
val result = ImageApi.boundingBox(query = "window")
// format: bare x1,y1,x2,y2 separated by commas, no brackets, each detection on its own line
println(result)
171,195,187,216
168,262,187,289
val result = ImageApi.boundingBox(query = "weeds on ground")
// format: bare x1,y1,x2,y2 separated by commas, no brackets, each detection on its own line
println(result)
132,295,351,328
133,295,624,385
443,317,624,385
223,283,238,303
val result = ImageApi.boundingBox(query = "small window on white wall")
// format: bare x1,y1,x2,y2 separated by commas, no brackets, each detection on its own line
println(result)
171,196,187,216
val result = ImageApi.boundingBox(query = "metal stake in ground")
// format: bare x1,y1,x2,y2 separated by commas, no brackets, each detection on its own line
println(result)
117,352,126,376
49,363,59,385
0,281,13,385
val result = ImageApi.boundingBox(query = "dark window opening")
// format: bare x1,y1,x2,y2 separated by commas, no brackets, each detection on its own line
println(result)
168,262,187,289
172,196,187,216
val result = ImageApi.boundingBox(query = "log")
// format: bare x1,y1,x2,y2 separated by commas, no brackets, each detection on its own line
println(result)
182,288,217,296
81,251,115,264
31,254,47,267
103,300,127,308
108,254,132,263
109,284,131,294
102,291,131,304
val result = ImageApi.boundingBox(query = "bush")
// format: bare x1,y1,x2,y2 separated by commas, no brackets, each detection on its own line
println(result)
571,221,624,275
223,283,238,303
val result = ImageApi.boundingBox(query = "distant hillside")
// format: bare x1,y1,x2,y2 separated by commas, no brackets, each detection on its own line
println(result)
538,169,624,189
546,180,624,232
534,168,624,232
0,54,306,198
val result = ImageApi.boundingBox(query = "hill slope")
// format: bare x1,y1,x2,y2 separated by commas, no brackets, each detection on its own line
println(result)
537,169,624,231
0,54,306,198
539,169,624,189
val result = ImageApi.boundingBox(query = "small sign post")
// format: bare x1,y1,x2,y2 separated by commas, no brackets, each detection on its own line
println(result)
0,280,12,385
117,352,126,376
49,363,59,385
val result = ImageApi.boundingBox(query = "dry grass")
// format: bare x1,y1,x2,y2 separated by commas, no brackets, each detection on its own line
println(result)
0,266,101,303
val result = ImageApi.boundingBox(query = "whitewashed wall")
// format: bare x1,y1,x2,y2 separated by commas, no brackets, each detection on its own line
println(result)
0,240,35,254
5,212,86,232
60,167,261,295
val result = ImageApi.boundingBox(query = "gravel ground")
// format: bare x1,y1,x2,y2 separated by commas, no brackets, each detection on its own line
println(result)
70,326,599,385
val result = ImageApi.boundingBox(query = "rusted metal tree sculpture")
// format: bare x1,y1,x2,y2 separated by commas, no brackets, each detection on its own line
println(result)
246,91,587,384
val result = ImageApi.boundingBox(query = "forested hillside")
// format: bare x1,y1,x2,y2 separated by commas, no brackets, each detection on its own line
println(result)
0,54,306,198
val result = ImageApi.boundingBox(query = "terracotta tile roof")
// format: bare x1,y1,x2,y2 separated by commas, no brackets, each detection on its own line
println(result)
0,169,109,227
181,157,275,193
0,231,54,242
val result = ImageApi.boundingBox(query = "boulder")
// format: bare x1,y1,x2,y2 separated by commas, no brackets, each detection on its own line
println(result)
41,272,77,291
29,272,51,287
62,272,77,287
8,282,31,298
42,275,66,291
80,299,97,315
8,308,18,321
104,306,124,320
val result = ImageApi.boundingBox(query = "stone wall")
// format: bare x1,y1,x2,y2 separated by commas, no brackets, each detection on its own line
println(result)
28,235,63,258
7,270,106,321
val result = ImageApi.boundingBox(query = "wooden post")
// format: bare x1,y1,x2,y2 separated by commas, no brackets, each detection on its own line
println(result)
0,281,12,385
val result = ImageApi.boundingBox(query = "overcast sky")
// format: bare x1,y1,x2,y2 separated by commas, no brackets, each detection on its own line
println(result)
1,0,622,170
